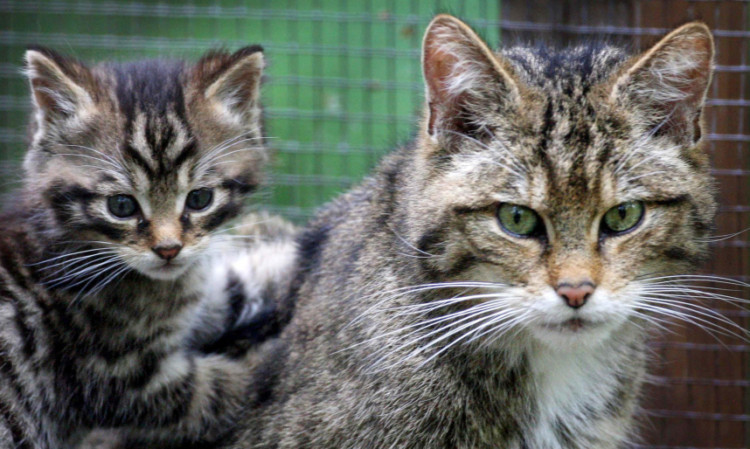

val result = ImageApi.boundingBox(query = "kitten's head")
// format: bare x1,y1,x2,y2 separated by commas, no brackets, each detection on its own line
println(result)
412,16,716,348
23,46,267,281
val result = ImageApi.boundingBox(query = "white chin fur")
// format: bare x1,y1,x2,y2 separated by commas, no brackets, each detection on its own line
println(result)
130,258,194,281
529,320,620,350
526,288,630,350
139,264,192,281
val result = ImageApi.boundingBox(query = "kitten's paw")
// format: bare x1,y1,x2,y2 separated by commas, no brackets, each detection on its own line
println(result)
189,212,297,357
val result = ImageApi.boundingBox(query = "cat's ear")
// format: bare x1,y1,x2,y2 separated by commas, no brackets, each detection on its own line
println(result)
422,14,520,139
610,22,714,144
24,47,95,123
197,46,265,127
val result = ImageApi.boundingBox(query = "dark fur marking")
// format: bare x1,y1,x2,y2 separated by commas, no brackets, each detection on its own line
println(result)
0,401,34,449
194,46,264,90
225,272,247,330
417,227,448,259
12,297,38,360
111,59,187,126
122,144,155,177
536,99,556,184
173,140,198,168
221,175,258,195
203,201,241,232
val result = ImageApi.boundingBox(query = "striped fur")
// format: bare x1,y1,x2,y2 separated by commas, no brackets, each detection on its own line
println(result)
0,46,280,448
227,17,717,449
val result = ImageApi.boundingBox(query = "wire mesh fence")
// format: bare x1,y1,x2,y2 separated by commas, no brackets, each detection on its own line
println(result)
0,1,748,447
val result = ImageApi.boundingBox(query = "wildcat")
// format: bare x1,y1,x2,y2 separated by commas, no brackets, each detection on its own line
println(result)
226,16,718,449
0,45,286,448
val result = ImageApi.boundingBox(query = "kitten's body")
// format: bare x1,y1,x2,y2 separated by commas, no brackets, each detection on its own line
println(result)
0,47,286,448
229,17,716,449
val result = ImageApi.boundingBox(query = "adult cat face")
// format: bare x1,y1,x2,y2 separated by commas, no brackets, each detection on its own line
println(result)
414,16,716,348
23,47,266,281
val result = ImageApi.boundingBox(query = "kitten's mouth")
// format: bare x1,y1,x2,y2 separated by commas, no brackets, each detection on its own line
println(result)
139,259,191,281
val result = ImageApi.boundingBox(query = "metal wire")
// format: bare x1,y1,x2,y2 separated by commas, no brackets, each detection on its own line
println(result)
0,1,747,447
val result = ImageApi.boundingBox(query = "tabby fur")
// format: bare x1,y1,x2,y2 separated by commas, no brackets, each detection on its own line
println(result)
0,46,277,448
227,16,716,449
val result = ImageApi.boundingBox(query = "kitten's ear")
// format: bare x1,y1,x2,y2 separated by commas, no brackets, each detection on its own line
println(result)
24,47,95,123
198,46,265,127
610,22,714,144
422,14,520,138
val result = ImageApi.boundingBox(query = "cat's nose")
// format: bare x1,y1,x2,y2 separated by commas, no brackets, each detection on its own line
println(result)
556,281,595,309
152,244,182,260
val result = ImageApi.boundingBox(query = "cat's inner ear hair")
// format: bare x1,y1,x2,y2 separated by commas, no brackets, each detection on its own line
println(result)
199,47,265,127
24,47,96,123
421,14,520,139
609,22,714,145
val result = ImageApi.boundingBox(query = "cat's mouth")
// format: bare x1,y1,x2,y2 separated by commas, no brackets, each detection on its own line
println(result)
542,318,602,333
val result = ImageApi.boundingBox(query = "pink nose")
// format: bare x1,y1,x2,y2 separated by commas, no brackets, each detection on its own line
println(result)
152,244,182,260
556,282,595,309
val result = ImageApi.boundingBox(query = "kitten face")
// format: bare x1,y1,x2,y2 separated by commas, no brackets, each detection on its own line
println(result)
24,47,267,281
416,17,715,348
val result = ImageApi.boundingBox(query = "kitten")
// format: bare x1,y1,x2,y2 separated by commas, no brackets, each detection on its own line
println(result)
227,16,718,449
0,46,274,448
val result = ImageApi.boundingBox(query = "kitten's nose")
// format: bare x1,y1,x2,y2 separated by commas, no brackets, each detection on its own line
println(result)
152,244,182,261
556,281,596,309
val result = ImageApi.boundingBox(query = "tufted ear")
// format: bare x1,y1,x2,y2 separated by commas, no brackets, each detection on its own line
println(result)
196,46,265,128
25,47,95,124
610,22,714,144
422,14,520,139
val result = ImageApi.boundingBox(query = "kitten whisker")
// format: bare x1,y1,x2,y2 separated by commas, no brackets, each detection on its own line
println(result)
83,264,132,299
196,136,272,173
43,257,122,289
27,247,118,267
199,132,261,163
208,219,274,237
61,144,126,171
54,153,123,171
37,251,120,279
71,261,128,305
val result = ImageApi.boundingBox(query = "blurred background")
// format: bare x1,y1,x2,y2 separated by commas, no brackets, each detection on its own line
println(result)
0,1,748,447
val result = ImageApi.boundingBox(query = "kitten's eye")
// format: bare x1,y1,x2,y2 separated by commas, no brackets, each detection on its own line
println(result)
602,201,644,234
497,203,541,237
107,195,138,218
186,188,213,211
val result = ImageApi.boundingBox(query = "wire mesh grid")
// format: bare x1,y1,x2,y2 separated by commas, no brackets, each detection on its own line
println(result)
0,1,748,447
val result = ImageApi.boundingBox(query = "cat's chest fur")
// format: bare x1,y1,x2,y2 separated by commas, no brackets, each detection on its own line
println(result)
524,344,628,448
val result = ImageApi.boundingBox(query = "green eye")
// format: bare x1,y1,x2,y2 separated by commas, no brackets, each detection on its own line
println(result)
497,204,541,237
602,201,644,234
186,188,213,211
107,195,138,218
